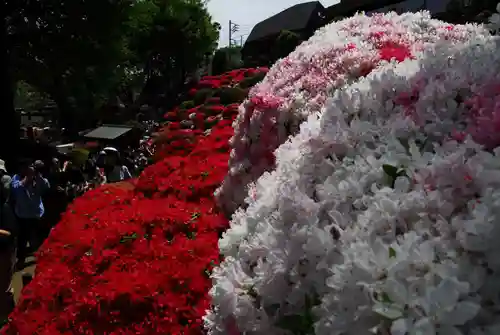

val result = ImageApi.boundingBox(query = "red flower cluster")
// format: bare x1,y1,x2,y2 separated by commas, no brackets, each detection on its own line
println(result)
154,68,266,161
195,68,268,90
1,68,267,335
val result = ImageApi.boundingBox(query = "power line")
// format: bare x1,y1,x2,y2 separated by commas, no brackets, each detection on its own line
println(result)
228,20,240,46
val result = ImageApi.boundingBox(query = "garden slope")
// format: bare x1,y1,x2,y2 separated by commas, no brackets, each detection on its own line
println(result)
1,68,267,335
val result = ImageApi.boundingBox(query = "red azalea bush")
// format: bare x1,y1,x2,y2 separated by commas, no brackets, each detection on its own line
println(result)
1,68,267,335
153,68,266,162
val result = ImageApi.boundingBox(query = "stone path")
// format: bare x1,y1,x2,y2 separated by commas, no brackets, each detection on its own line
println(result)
12,256,36,304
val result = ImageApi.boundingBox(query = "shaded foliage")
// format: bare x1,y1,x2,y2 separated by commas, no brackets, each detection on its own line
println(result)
271,30,303,62
3,0,219,147
211,46,242,75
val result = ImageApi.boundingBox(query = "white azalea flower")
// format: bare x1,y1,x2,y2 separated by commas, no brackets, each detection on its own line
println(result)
206,8,500,335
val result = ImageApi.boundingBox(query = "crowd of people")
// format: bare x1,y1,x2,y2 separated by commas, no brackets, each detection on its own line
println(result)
0,143,155,318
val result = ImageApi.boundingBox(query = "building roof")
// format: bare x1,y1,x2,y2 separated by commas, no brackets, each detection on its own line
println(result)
83,125,134,140
245,1,325,43
326,0,404,19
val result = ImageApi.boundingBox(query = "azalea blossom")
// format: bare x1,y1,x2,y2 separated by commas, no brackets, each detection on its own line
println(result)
206,11,500,335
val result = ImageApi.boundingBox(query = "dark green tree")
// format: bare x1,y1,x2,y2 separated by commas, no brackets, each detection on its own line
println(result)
211,46,242,75
130,0,219,105
271,30,303,62
2,0,218,167
443,0,498,23
5,0,138,140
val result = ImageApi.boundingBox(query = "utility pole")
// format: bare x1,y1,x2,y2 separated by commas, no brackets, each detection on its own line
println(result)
229,20,239,47
240,35,243,46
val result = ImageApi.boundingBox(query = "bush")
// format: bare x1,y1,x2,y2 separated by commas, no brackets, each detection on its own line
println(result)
193,88,215,105
178,100,195,110
207,12,499,335
215,87,248,105
216,11,480,216
2,67,269,334
211,49,229,75
237,71,266,89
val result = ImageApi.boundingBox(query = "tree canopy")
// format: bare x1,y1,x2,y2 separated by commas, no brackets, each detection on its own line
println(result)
3,0,219,156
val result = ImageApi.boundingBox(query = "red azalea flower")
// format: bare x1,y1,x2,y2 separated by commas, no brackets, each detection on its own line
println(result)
2,68,268,335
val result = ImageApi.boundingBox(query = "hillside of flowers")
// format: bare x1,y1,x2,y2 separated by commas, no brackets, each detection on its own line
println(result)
206,10,500,335
216,11,488,216
7,7,500,335
0,68,267,334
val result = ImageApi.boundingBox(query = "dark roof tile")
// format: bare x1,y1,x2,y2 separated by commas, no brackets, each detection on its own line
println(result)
245,1,325,43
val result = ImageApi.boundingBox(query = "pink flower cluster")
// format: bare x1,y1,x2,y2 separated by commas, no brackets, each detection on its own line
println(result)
217,13,476,215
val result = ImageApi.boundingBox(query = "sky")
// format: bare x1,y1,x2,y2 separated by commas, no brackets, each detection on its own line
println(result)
207,0,341,47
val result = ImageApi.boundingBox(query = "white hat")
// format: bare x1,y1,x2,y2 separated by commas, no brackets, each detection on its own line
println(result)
103,147,118,152
0,159,7,173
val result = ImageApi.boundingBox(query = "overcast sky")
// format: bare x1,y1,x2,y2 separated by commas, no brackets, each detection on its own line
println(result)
207,0,341,47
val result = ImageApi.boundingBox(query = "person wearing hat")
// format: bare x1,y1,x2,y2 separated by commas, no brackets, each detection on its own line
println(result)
0,159,16,317
102,148,132,183
11,160,50,268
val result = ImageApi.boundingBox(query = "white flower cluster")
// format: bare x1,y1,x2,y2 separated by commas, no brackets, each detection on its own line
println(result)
217,10,481,216
206,11,500,335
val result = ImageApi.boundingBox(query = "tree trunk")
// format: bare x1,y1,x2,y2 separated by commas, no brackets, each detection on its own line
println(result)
55,96,78,141
50,77,79,141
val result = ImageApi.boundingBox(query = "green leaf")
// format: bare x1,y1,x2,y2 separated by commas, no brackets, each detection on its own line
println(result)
380,292,392,303
373,304,403,320
389,247,396,258
120,232,138,243
382,164,399,178
276,294,318,335
185,230,196,239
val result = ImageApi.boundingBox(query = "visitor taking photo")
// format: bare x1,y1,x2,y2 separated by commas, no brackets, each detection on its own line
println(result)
11,160,50,268
0,159,16,317
102,147,132,183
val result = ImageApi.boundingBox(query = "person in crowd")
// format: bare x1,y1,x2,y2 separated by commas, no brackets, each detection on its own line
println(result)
83,157,97,181
120,148,136,176
62,160,87,200
96,151,107,168
43,158,67,230
0,159,16,317
103,148,132,183
11,160,50,269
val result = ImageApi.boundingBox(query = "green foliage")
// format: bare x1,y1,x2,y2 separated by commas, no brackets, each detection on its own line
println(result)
272,30,303,62
131,0,219,83
14,81,51,110
193,89,215,105
238,72,266,89
211,46,242,75
443,0,498,23
7,0,138,132
179,100,196,110
211,49,230,76
6,0,219,133
382,164,408,188
276,294,319,335
216,87,247,105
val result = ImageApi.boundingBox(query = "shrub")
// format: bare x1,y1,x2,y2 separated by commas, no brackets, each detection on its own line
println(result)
1,67,268,334
206,12,498,335
193,88,215,105
216,10,482,216
237,71,266,89
179,100,195,110
216,87,248,105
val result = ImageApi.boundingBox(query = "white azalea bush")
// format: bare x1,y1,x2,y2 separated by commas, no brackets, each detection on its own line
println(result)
205,11,500,335
216,11,476,215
